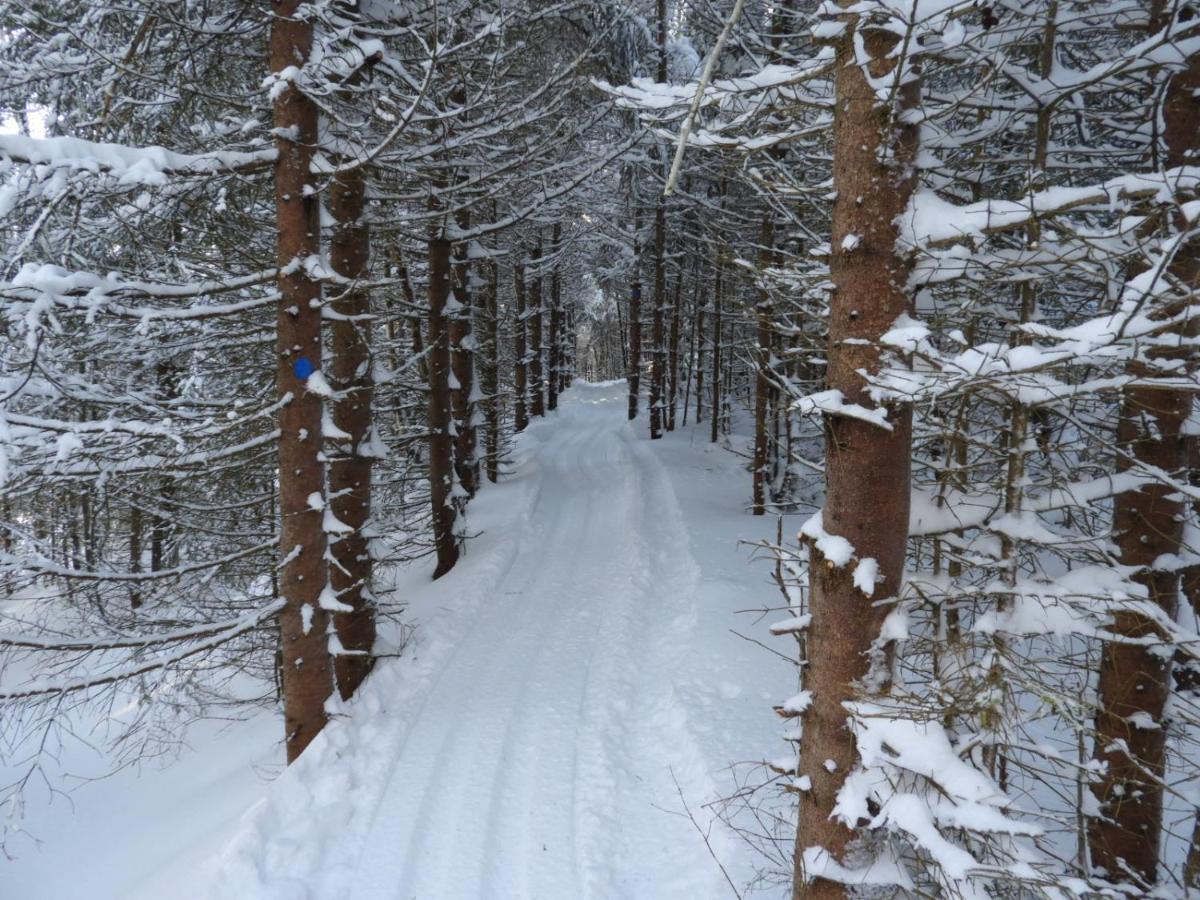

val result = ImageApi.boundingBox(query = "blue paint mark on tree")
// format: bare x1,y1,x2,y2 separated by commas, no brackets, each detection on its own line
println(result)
293,356,315,380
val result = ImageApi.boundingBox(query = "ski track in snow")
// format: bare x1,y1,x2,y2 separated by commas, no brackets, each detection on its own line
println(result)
212,382,743,900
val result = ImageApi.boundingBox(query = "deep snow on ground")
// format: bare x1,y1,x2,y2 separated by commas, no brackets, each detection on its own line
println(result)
3,381,805,899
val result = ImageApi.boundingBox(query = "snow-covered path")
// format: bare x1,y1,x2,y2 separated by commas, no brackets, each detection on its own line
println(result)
344,381,720,899
210,380,787,900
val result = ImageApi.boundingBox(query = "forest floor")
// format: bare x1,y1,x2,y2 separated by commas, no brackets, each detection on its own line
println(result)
5,380,808,899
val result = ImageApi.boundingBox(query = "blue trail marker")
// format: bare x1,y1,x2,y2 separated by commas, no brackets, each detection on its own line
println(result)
293,356,315,380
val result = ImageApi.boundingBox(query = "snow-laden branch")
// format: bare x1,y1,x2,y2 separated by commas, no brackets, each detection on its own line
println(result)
0,134,275,184
902,167,1200,249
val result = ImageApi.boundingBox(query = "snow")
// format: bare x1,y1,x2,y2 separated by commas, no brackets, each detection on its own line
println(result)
795,388,893,431
5,382,799,899
0,134,273,184
852,557,879,596
0,712,279,900
800,509,855,567
317,583,353,614
770,614,812,635
304,370,334,397
902,167,1200,249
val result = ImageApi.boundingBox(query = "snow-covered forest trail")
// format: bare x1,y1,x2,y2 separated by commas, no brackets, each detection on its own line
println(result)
207,380,789,900
347,380,719,899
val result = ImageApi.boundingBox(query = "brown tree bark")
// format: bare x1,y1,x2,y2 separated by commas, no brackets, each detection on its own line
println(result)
327,162,376,701
1088,42,1200,886
427,238,459,579
450,209,479,498
271,0,333,763
514,258,529,432
529,241,545,419
792,12,918,895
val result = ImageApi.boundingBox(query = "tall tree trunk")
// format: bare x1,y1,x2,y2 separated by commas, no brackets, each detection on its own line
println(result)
514,258,529,432
616,280,628,378
564,304,576,390
709,255,723,445
682,277,700,428
327,162,376,701
450,209,479,499
484,255,500,482
753,214,775,515
427,237,459,579
667,273,682,431
272,0,333,763
628,216,642,421
548,223,562,412
792,13,918,895
1088,41,1200,886
649,194,666,439
649,0,668,443
529,241,545,419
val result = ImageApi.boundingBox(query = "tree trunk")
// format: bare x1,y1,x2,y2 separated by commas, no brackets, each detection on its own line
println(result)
628,217,642,421
792,13,918,895
548,223,562,412
484,255,500,483
514,259,529,432
682,278,699,428
649,199,666,440
271,0,333,763
450,209,479,499
427,237,459,579
753,214,775,516
667,273,682,431
564,304,576,390
530,241,545,419
327,162,376,701
1088,44,1200,887
709,254,723,445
